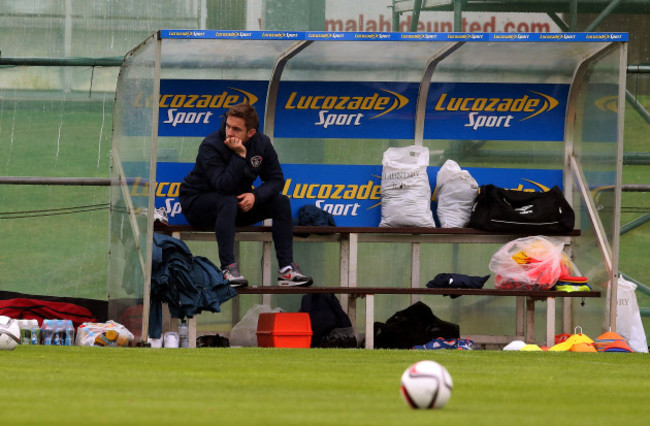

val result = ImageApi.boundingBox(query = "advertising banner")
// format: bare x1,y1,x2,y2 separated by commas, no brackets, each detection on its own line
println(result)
158,79,268,137
153,162,563,227
159,80,570,141
160,30,627,43
274,81,417,139
425,82,570,141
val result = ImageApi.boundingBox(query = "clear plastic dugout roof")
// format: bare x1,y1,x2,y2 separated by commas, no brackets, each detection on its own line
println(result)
110,30,628,341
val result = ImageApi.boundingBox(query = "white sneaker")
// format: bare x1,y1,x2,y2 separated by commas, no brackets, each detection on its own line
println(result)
222,263,248,288
163,332,179,348
277,263,313,287
154,207,168,224
148,337,163,348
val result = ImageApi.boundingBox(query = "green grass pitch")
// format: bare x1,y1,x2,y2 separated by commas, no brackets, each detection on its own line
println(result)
1,346,649,425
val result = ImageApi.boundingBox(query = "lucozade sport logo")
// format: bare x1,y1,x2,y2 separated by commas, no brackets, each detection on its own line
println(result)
283,89,409,128
281,176,382,218
159,87,259,128
158,80,268,137
274,81,417,139
594,95,618,113
425,83,569,141
432,90,559,129
581,84,620,143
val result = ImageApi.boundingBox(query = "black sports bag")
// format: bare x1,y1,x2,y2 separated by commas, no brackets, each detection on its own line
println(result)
469,184,575,233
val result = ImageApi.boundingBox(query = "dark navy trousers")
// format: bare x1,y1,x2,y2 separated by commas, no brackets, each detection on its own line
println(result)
181,193,293,270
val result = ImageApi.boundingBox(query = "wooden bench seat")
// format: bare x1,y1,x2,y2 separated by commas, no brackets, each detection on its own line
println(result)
153,223,580,293
154,223,590,349
155,223,581,238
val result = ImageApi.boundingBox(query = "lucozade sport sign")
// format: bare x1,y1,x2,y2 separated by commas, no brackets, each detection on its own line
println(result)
274,81,417,139
152,162,563,226
158,79,268,137
158,80,568,141
425,82,569,141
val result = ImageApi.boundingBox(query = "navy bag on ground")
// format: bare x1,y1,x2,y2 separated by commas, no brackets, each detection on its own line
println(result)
374,301,459,349
299,294,353,348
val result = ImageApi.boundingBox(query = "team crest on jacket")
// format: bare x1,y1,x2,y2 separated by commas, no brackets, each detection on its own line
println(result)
250,156,262,168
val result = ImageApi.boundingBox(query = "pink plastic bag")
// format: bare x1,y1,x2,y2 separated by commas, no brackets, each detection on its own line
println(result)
489,236,565,290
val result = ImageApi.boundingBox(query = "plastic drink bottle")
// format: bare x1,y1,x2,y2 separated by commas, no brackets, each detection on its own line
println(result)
18,320,31,345
31,326,40,345
178,320,189,348
64,320,75,346
41,320,53,345
54,320,65,346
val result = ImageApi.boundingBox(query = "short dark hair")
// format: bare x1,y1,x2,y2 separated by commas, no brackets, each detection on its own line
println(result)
225,102,259,131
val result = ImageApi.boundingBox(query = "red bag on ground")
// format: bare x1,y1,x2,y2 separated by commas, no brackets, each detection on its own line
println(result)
0,298,96,328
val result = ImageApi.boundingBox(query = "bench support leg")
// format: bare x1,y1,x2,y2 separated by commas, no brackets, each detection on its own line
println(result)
340,233,358,326
365,294,374,349
546,297,556,347
562,297,572,333
262,241,272,306
339,236,350,316
410,242,420,305
349,297,357,330
188,316,197,348
162,303,174,333
231,296,240,329
526,297,535,343
516,296,525,339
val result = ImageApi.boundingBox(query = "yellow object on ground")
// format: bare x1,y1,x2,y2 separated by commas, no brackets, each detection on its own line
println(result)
549,330,593,351
520,344,543,351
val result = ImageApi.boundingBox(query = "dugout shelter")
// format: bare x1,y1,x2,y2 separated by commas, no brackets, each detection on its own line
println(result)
108,30,627,343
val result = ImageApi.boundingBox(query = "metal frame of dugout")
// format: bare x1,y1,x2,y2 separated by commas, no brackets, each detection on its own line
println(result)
108,30,628,344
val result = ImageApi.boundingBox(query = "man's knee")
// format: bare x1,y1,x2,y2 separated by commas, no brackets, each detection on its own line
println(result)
216,195,238,214
269,194,291,213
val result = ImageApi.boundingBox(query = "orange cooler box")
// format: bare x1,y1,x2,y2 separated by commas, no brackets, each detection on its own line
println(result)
256,313,312,348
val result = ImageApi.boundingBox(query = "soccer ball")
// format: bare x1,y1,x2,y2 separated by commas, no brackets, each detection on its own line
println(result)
400,360,453,409
0,316,21,350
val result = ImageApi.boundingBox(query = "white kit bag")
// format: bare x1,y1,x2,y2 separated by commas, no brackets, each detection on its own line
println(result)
616,275,649,352
379,145,436,227
229,304,283,347
434,159,478,228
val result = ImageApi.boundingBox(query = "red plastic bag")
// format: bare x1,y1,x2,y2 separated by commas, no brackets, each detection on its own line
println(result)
489,236,565,290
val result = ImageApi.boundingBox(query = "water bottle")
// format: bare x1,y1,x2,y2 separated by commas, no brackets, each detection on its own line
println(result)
64,320,75,346
86,331,95,346
31,326,40,345
178,320,189,348
53,320,65,346
42,320,54,345
17,320,30,345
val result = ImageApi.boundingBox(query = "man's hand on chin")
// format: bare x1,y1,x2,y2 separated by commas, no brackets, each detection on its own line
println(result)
225,137,247,157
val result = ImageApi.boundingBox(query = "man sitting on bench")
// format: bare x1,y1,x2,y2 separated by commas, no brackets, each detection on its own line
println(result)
179,102,313,288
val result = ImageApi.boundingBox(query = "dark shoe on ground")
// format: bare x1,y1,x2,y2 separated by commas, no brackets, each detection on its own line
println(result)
277,263,314,287
223,263,248,288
